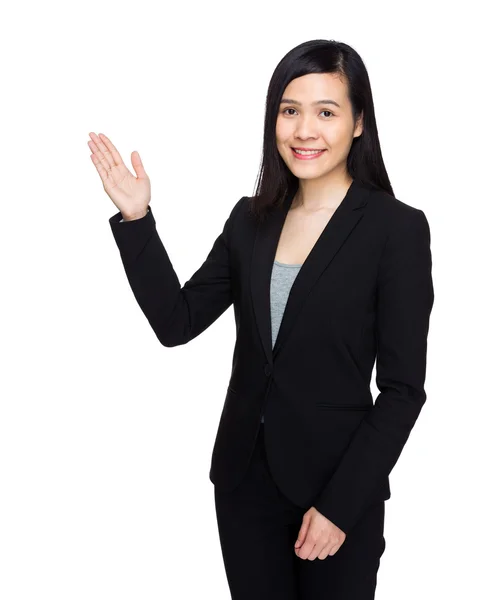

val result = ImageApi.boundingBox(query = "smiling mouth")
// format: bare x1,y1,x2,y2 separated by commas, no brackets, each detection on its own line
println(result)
291,148,327,159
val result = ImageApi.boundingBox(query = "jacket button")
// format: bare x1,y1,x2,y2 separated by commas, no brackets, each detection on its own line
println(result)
264,364,272,376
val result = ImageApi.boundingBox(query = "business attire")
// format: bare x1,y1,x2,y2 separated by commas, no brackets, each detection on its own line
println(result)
110,179,434,599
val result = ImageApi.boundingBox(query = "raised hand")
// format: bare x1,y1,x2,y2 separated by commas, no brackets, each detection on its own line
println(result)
88,132,151,221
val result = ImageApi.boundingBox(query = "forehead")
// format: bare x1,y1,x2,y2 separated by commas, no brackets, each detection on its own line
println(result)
281,73,348,105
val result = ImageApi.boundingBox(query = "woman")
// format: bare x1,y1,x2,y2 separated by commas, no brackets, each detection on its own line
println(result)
89,39,434,600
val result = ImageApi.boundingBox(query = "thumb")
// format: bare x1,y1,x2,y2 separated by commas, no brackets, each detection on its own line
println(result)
295,515,310,548
130,150,148,179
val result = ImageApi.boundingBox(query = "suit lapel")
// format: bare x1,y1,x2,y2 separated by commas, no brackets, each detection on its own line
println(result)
250,179,371,365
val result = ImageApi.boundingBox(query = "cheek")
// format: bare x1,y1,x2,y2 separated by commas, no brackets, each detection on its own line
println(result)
276,119,292,143
322,128,349,151
335,122,356,145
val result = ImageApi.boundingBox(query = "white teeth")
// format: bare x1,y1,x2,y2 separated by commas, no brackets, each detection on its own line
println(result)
293,149,324,155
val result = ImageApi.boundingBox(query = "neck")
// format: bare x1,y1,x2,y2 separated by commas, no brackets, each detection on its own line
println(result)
293,169,353,212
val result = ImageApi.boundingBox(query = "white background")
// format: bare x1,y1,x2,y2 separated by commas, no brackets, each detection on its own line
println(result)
1,0,494,598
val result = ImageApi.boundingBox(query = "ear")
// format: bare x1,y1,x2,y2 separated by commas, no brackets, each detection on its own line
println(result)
353,111,364,138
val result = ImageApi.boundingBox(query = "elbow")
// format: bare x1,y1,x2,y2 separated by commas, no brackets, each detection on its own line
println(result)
159,338,187,348
152,301,192,347
156,329,190,347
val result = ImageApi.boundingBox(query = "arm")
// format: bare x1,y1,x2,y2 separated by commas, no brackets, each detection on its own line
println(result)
313,208,434,534
109,197,245,347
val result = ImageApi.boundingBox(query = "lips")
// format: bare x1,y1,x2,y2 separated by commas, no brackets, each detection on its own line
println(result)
291,148,327,160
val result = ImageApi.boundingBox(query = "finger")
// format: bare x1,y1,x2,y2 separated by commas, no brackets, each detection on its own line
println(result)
318,543,333,560
88,133,113,172
130,150,147,180
93,132,118,168
89,149,110,186
98,132,125,168
297,540,316,560
327,540,342,556
308,542,324,561
295,517,310,548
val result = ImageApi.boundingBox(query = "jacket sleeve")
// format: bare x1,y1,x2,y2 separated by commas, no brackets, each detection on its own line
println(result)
313,208,434,535
109,197,245,347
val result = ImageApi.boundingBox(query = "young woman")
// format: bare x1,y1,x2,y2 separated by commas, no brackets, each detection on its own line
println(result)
89,39,434,600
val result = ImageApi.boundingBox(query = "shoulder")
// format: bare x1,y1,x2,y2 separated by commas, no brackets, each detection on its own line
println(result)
227,195,256,230
223,196,251,245
227,195,250,220
222,195,247,227
368,187,425,218
368,188,431,240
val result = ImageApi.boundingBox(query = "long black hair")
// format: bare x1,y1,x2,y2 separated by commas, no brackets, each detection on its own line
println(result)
249,39,394,221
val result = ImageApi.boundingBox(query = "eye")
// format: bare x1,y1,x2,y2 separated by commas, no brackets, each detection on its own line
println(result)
281,108,334,118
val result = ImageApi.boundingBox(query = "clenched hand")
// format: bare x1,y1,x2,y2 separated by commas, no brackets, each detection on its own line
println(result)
294,507,347,560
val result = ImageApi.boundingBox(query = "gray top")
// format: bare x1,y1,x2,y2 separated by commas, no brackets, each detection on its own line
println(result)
261,259,302,423
270,260,302,348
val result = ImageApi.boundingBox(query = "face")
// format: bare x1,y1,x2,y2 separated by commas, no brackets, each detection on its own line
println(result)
275,72,363,181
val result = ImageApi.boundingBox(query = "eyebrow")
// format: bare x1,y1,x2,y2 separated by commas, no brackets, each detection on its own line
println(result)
280,98,341,109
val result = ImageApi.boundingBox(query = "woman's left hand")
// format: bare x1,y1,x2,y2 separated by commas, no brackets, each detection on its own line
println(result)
294,507,347,560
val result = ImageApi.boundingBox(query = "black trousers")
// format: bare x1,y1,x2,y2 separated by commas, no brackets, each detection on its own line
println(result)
214,423,386,600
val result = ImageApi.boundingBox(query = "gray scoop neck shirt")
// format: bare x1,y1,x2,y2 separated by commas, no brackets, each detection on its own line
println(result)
260,259,302,423
271,260,302,348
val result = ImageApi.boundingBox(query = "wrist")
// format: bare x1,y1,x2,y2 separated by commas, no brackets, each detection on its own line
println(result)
122,208,149,221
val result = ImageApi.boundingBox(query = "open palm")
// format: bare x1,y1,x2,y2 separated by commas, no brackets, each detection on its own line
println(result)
88,132,151,220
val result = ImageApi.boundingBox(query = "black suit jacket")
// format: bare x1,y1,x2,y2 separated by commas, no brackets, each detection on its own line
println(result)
109,179,434,535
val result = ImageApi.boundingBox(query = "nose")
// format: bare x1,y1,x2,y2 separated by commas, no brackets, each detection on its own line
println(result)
294,115,319,140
